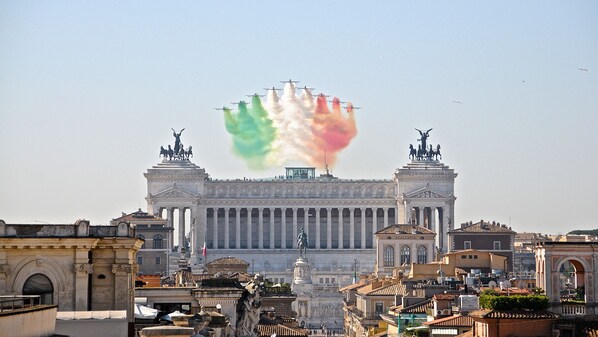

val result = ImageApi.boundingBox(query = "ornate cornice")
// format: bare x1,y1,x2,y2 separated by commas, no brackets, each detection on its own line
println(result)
203,180,395,199
200,199,397,208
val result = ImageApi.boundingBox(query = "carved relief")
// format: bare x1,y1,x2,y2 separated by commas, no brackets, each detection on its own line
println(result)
0,264,11,276
74,263,93,275
413,190,444,199
112,264,133,275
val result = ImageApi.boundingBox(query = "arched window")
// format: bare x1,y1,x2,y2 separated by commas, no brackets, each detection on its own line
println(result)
417,246,428,264
153,234,163,249
400,246,411,265
137,234,145,249
383,246,395,267
23,274,53,305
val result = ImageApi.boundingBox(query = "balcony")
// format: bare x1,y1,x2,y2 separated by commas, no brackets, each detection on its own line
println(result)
560,303,586,316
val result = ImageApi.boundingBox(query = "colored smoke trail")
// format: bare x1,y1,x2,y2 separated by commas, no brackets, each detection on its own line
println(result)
219,82,358,170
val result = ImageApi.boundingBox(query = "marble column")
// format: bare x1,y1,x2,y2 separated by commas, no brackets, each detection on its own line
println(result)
338,208,344,249
419,207,425,227
213,208,218,249
303,208,309,239
281,208,287,249
224,208,230,249
247,208,252,249
292,208,298,248
372,207,378,234
361,207,366,249
236,208,241,249
349,208,355,249
270,207,275,249
178,208,186,252
384,207,394,228
315,208,321,249
258,208,264,249
326,207,332,249
166,207,174,251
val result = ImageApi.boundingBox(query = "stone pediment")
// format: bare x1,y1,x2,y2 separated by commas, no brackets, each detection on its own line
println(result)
406,187,448,199
152,186,198,199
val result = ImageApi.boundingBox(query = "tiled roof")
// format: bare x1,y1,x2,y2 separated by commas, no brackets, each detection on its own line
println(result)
258,318,308,337
469,309,559,319
339,281,367,292
433,294,457,300
392,298,432,314
369,283,406,296
358,281,405,296
450,221,516,234
112,209,165,222
207,257,249,266
422,315,473,327
376,224,435,235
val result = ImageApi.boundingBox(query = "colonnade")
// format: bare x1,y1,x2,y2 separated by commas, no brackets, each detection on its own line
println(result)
205,206,396,250
159,207,195,253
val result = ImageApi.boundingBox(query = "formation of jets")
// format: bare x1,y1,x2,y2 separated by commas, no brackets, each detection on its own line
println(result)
213,80,361,113
578,68,589,72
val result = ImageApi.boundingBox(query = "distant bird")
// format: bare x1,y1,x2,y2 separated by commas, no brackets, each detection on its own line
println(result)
452,100,462,104
578,68,589,72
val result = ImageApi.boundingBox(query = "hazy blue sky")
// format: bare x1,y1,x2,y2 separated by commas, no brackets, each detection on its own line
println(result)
1,1,596,235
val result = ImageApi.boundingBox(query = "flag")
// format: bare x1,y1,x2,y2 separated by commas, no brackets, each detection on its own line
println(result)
202,242,207,257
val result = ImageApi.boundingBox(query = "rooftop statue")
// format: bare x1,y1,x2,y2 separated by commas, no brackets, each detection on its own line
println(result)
411,128,441,161
159,129,192,161
297,227,308,259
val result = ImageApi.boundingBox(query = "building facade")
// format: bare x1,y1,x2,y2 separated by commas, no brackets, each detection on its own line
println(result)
374,224,436,277
143,131,457,282
0,219,142,322
447,220,516,272
111,209,173,276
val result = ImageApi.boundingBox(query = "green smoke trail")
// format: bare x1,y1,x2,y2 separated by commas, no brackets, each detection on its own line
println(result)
224,97,276,169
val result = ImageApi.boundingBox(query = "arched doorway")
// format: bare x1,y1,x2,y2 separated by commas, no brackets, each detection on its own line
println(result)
23,273,53,305
558,260,586,302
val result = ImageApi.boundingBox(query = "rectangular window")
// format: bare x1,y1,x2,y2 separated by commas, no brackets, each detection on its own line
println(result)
464,241,472,250
494,241,501,250
474,255,478,259
461,255,466,259
331,278,335,283
325,278,329,283
137,256,143,265
280,278,284,284
155,256,161,265
319,278,323,284
375,302,384,315
468,255,473,259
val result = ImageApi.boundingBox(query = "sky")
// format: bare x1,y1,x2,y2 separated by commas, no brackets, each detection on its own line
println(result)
1,1,597,235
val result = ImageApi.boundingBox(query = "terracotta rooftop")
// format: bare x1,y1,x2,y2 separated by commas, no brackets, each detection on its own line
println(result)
368,283,406,296
206,256,249,266
469,309,559,319
258,317,307,337
392,298,433,314
450,221,516,234
423,315,473,327
357,281,403,296
433,293,457,300
339,281,368,292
